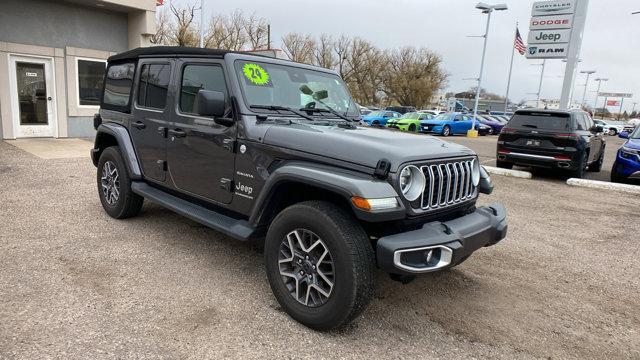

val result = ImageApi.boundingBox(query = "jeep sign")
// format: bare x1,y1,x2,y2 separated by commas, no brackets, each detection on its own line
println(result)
528,29,571,44
529,15,573,30
531,0,576,16
526,44,569,59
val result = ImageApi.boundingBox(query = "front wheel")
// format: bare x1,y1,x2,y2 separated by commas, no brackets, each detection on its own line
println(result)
442,125,451,137
608,128,617,136
264,201,375,330
408,124,417,132
588,146,605,172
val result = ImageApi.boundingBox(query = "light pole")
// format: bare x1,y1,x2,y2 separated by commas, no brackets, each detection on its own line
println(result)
593,77,608,116
469,2,508,137
536,60,546,108
580,70,596,108
199,0,205,48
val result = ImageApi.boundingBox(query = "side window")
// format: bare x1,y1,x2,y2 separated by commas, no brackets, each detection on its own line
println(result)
180,64,227,114
137,63,171,110
576,114,587,130
419,114,427,120
384,112,392,117
454,115,462,121
585,115,594,129
102,62,135,111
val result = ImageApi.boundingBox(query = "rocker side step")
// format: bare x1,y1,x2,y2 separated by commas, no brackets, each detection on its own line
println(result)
131,182,255,240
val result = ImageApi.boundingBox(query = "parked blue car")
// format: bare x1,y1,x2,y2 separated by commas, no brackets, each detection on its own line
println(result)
420,112,489,136
360,110,401,126
611,127,640,184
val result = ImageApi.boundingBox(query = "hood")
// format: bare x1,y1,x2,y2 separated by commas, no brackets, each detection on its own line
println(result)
262,122,475,172
625,138,640,150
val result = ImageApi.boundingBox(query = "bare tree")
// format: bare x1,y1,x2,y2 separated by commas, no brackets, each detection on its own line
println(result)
313,34,335,69
168,2,198,47
151,7,170,45
281,33,316,64
244,13,270,50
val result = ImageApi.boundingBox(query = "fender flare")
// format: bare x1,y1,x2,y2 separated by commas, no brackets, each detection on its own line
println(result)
92,123,142,180
249,161,404,225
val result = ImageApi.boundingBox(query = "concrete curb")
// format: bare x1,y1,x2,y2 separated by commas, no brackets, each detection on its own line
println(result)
483,166,533,179
566,178,640,194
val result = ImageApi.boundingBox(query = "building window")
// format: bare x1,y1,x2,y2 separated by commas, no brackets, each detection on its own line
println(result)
180,65,227,114
103,62,135,111
77,59,106,106
137,63,171,110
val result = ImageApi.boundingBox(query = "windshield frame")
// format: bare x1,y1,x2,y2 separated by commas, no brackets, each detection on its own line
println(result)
629,125,640,139
232,58,359,118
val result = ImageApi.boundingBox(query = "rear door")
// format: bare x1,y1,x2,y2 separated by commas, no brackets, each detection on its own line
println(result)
130,59,173,183
582,113,603,162
167,59,236,203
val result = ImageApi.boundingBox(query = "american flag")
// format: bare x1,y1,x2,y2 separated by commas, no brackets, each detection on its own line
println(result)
514,28,526,55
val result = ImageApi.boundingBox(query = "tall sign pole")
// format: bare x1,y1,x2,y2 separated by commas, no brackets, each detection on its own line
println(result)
504,23,518,113
559,0,589,109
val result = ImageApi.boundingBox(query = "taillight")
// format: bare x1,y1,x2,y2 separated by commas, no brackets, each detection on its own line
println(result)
554,133,578,139
498,150,511,154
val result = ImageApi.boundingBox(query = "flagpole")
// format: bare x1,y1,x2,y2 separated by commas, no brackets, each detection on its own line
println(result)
504,22,518,113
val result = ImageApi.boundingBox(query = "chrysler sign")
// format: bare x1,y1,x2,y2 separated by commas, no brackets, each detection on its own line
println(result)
526,44,569,59
528,29,571,44
529,15,573,30
531,0,576,16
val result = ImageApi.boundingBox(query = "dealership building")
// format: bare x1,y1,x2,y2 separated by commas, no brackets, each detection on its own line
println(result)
0,0,156,140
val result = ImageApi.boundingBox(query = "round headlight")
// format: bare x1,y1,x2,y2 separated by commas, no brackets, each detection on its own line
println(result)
399,165,425,201
471,158,480,186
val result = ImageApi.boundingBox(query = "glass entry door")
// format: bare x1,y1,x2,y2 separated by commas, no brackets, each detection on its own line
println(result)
9,56,56,137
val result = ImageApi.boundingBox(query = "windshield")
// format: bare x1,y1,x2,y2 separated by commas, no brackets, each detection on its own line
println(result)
630,126,640,139
508,112,571,130
434,114,450,121
367,111,385,117
400,112,419,119
235,60,358,117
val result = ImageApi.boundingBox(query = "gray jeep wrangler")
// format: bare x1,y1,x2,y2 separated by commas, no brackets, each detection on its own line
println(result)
91,46,507,330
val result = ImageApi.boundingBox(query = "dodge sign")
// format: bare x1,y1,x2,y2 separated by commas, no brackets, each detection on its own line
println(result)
529,15,573,30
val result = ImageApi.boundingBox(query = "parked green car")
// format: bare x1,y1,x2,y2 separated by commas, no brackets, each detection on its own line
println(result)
386,112,433,132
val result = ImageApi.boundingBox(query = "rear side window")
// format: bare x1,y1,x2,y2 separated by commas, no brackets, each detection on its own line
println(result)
137,63,170,110
102,62,135,112
576,114,587,130
508,112,571,130
180,65,227,114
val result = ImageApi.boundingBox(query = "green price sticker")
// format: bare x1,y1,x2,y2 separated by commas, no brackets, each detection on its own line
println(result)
243,63,270,86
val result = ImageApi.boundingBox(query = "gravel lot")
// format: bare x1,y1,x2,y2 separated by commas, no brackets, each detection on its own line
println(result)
1,139,639,359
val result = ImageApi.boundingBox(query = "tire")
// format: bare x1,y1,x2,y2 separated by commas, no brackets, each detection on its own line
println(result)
610,162,626,183
97,146,143,219
588,145,605,172
408,124,417,132
442,125,451,137
264,201,375,330
608,128,617,136
496,161,513,169
569,152,587,178
487,128,494,135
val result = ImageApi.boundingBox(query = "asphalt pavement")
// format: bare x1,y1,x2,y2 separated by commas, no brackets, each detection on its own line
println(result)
1,139,639,359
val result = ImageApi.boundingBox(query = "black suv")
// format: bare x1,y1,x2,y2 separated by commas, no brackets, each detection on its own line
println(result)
91,47,507,330
496,109,606,178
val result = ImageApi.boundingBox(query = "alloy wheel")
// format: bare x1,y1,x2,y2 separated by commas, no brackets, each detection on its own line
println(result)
101,161,120,206
278,229,335,307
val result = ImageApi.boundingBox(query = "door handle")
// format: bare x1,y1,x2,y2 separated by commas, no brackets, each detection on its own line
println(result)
132,121,146,129
47,96,52,101
168,129,186,138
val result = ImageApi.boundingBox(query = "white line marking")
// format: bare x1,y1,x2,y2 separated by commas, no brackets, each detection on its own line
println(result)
566,178,640,194
483,166,532,179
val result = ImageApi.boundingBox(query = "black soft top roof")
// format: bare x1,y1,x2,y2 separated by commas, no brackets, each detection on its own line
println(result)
108,46,262,62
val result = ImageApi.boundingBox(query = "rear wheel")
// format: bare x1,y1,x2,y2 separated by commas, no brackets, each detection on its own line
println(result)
408,124,417,132
569,152,587,178
264,201,375,330
496,161,513,169
588,146,605,172
442,125,451,137
97,146,143,219
608,128,617,136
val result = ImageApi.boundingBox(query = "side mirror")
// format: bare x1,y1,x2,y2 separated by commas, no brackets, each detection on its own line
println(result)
619,131,629,139
196,90,226,118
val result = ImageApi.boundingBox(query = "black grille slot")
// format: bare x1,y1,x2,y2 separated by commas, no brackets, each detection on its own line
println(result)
419,158,477,211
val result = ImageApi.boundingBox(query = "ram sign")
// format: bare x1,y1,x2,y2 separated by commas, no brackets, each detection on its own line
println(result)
526,44,570,59
528,29,572,44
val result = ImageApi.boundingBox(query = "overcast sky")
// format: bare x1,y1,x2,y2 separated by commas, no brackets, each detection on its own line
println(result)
173,0,640,111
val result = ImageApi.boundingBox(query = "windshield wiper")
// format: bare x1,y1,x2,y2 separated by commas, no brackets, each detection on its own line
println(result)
250,105,315,121
299,107,355,122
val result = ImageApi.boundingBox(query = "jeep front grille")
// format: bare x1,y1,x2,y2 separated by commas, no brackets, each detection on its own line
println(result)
420,159,477,210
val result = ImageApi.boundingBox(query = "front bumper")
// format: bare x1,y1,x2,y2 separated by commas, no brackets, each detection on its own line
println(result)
376,203,507,275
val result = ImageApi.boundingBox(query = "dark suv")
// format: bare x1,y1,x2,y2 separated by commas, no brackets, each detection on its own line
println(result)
496,109,605,178
91,47,507,330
